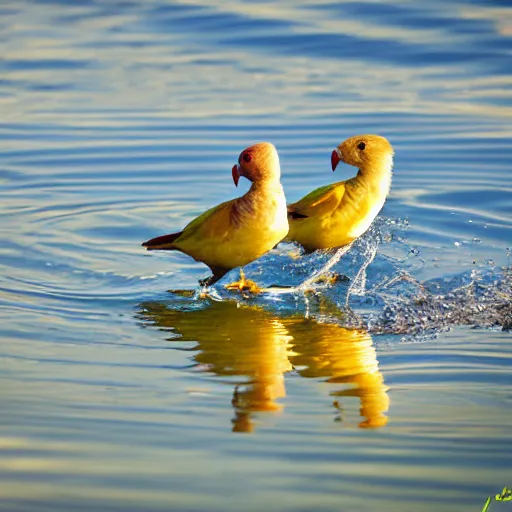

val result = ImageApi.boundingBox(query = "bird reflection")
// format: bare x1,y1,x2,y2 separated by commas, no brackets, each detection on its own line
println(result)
138,300,293,433
281,317,389,428
137,299,389,432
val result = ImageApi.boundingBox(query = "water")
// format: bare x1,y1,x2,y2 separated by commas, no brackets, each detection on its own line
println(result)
1,1,511,511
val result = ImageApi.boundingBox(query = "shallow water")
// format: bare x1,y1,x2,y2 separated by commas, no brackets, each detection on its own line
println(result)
1,1,511,511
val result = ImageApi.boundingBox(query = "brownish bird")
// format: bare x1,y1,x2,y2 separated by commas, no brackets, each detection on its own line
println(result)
286,134,394,253
142,142,288,288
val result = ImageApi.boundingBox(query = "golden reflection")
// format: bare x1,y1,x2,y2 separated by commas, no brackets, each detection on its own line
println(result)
282,317,389,428
138,300,389,431
138,300,294,433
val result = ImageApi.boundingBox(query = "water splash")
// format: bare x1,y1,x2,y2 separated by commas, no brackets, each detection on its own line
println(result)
183,216,511,339
368,267,512,336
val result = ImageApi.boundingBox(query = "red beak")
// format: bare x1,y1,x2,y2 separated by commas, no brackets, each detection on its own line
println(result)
331,149,341,171
232,164,240,187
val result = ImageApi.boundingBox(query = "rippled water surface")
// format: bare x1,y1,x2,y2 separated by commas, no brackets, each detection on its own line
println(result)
1,1,511,511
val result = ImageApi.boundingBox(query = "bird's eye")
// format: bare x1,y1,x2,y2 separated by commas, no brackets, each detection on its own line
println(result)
242,153,252,163
357,142,366,151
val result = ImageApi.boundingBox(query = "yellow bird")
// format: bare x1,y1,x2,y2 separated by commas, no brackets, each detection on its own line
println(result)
286,134,394,253
142,142,289,287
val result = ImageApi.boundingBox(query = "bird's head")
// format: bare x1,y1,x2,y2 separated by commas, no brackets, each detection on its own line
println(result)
331,135,394,173
232,142,280,186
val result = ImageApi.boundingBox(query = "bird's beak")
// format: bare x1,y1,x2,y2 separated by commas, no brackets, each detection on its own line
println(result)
232,164,240,187
331,148,342,171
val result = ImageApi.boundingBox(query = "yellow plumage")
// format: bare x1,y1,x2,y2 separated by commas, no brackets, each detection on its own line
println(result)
143,142,288,286
286,134,394,253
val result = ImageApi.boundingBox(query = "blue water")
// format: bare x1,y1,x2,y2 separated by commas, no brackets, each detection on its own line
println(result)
1,1,511,511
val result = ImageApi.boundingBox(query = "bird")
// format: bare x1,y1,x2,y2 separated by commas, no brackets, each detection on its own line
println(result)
286,134,394,253
142,142,289,289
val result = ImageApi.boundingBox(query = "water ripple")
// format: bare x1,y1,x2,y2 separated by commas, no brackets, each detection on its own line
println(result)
1,1,511,511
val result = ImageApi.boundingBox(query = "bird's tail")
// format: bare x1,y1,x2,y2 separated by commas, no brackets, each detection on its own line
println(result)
142,231,183,250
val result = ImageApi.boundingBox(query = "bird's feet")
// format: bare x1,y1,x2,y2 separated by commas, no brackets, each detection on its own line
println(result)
225,269,263,294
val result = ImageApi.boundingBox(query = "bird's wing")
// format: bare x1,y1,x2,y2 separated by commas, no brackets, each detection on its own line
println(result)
287,182,345,219
143,199,238,250
176,197,240,244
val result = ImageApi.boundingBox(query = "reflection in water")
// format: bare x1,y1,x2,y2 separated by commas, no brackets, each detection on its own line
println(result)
2,1,511,508
137,299,388,432
283,317,389,429
138,300,293,432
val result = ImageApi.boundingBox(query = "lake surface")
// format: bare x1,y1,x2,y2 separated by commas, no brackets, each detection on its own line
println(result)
1,1,511,511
